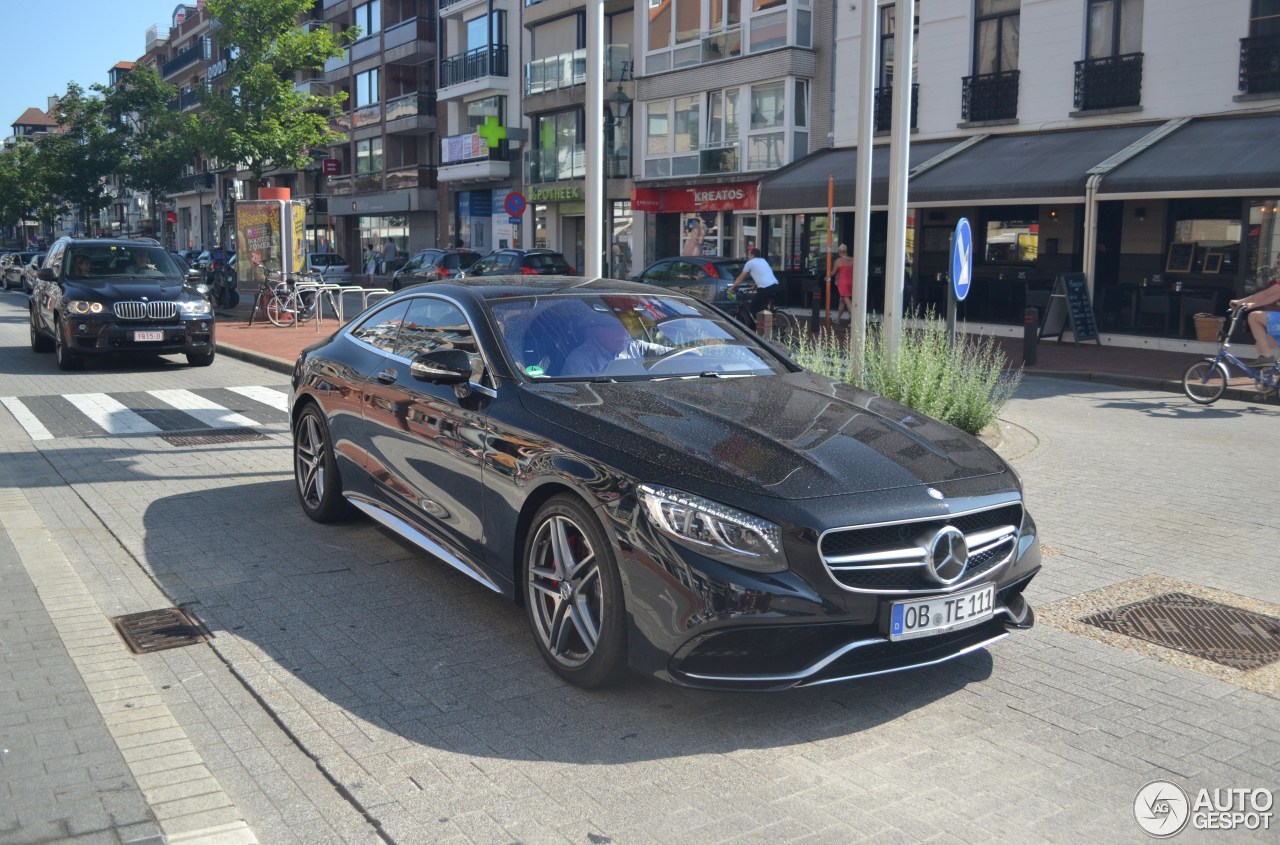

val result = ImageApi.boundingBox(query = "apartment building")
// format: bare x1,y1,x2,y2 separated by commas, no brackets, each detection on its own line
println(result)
756,0,1280,342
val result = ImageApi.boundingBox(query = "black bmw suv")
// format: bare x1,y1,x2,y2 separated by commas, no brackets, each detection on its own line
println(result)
30,237,216,370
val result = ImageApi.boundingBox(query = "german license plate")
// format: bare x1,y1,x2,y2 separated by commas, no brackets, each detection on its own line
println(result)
134,330,164,342
889,584,995,641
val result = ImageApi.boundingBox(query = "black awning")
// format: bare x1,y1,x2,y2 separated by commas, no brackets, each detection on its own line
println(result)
907,124,1157,204
757,140,960,211
1098,114,1280,196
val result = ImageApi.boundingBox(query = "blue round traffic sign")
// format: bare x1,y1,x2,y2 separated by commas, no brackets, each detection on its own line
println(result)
951,217,973,302
504,191,526,217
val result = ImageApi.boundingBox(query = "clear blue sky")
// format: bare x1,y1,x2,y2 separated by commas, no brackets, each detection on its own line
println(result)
1,2,179,131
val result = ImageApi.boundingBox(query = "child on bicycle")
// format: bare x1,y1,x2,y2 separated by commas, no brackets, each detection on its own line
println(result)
1229,277,1280,366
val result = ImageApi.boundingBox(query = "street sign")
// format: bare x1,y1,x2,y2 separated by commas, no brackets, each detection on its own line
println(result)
504,191,527,217
322,158,340,175
951,217,973,302
509,216,522,225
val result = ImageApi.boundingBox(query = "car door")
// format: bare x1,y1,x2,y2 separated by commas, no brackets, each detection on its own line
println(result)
666,260,717,302
36,244,67,332
466,253,501,277
359,294,493,564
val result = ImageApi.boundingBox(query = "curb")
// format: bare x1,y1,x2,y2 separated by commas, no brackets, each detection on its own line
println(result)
1027,369,1277,403
216,341,295,376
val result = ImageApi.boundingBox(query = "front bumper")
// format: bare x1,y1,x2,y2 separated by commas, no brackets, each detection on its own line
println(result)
66,318,215,356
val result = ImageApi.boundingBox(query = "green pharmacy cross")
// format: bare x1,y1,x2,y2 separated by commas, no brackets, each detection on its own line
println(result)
477,116,507,149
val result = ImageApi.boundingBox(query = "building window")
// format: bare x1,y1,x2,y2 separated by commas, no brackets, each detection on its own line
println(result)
1250,0,1280,37
975,0,1020,76
354,0,381,40
467,10,507,49
534,109,585,182
466,96,504,132
1086,0,1142,58
645,0,807,73
981,207,1038,265
356,138,383,174
355,69,380,108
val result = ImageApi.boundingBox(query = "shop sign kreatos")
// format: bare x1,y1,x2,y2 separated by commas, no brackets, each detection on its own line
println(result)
630,182,757,213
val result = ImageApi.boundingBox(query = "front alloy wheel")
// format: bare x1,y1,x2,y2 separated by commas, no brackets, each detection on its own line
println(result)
293,404,351,522
54,319,83,371
524,496,627,688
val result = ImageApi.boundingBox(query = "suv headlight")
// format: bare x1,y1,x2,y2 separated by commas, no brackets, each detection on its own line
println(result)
638,484,787,573
66,300,104,315
178,299,212,318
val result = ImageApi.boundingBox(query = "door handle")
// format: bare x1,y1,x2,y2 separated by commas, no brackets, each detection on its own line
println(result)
376,368,397,384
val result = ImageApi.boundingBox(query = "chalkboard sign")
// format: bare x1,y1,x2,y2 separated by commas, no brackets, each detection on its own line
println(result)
1039,273,1101,345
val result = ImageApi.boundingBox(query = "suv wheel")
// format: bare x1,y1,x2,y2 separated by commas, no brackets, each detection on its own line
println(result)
54,319,84,371
187,350,216,367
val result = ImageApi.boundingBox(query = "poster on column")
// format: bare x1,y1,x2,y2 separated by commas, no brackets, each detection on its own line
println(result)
235,201,283,282
290,202,306,276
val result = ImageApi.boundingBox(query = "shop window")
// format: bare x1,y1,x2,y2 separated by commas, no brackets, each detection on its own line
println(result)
1246,198,1280,293
981,208,1038,264
1169,198,1241,277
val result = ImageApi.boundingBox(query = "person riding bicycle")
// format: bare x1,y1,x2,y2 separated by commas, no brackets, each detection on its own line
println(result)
729,247,781,319
1229,277,1280,366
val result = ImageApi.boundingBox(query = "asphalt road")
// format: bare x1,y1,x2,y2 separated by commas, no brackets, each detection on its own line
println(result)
1,287,1277,844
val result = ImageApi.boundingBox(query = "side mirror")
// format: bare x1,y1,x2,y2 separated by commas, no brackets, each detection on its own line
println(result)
38,268,57,282
187,268,204,280
410,349,472,384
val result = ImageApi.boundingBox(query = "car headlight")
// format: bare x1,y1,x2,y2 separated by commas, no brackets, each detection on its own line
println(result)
66,300,104,315
638,484,787,573
179,299,212,317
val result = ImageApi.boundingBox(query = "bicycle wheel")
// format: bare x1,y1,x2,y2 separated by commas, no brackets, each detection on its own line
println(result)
772,309,802,348
1182,359,1228,405
266,295,296,327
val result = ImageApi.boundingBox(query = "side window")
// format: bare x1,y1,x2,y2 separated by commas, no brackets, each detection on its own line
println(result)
642,261,673,284
350,301,410,354
395,297,477,359
47,245,66,277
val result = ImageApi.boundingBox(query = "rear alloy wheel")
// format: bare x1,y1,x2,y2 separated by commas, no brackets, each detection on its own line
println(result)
524,495,627,688
30,309,53,352
293,404,352,523
54,319,83,371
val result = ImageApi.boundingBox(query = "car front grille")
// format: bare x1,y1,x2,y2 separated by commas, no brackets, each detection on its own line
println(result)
818,503,1023,595
113,301,178,321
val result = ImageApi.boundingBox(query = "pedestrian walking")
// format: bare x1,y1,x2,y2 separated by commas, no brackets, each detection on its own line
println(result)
363,243,377,276
828,244,855,323
382,238,398,275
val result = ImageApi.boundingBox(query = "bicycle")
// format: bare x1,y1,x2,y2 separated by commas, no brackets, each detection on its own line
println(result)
1182,304,1280,404
728,283,802,347
248,266,341,328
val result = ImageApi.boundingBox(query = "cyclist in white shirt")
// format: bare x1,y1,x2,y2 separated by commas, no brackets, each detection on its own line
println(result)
730,247,781,318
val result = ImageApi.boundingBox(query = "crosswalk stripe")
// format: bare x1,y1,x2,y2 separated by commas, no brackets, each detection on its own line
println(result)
149,389,260,429
64,393,162,435
226,385,289,413
1,397,54,441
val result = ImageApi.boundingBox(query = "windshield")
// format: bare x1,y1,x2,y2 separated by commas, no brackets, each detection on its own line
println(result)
490,293,783,382
65,246,185,281
310,254,349,267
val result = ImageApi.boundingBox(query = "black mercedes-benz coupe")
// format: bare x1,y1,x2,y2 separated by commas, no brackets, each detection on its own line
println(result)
290,278,1039,690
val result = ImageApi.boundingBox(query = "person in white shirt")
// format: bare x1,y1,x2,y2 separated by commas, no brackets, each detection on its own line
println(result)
730,247,781,318
381,238,398,274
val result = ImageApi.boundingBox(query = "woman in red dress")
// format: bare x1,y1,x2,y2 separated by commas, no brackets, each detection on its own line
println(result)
829,244,855,323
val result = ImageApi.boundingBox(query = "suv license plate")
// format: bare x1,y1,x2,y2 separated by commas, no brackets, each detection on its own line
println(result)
134,331,164,342
889,584,995,641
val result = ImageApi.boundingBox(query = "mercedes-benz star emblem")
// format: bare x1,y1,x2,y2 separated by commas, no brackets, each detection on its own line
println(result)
559,582,574,602
924,526,969,585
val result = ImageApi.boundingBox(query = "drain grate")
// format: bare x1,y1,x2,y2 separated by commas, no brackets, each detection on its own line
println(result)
1081,592,1280,671
111,608,208,654
159,428,266,447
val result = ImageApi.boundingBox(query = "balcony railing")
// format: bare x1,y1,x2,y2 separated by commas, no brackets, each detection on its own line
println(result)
961,69,1019,122
441,131,510,165
294,78,331,97
324,48,350,74
1074,53,1143,110
524,45,631,96
385,165,438,191
327,172,384,196
384,16,437,50
440,44,509,88
873,83,918,132
385,92,436,121
168,88,202,111
1239,35,1280,95
161,42,209,78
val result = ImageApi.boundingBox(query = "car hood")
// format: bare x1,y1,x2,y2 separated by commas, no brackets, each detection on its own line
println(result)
62,280,191,300
518,371,1007,499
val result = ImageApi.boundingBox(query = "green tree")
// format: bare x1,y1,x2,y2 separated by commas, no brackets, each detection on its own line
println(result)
201,0,352,196
37,83,126,234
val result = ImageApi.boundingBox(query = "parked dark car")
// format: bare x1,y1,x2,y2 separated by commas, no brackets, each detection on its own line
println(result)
20,252,47,294
289,278,1039,689
458,248,575,278
391,248,482,289
29,237,216,370
633,256,745,309
3,250,44,290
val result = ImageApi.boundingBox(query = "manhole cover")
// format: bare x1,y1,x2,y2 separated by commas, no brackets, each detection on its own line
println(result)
1081,592,1280,670
159,428,266,447
112,608,208,654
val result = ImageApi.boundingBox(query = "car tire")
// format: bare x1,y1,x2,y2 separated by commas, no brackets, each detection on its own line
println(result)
523,495,628,688
186,350,216,367
54,319,83,371
293,404,353,523
29,309,53,352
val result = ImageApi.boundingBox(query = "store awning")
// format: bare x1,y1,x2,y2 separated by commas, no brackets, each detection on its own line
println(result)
757,140,960,212
1097,114,1280,197
907,124,1157,206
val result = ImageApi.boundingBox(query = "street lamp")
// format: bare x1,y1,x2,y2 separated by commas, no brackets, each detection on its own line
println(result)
604,83,632,179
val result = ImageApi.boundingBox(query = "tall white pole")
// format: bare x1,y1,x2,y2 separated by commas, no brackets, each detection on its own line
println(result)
852,0,878,368
584,0,604,278
883,0,914,359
